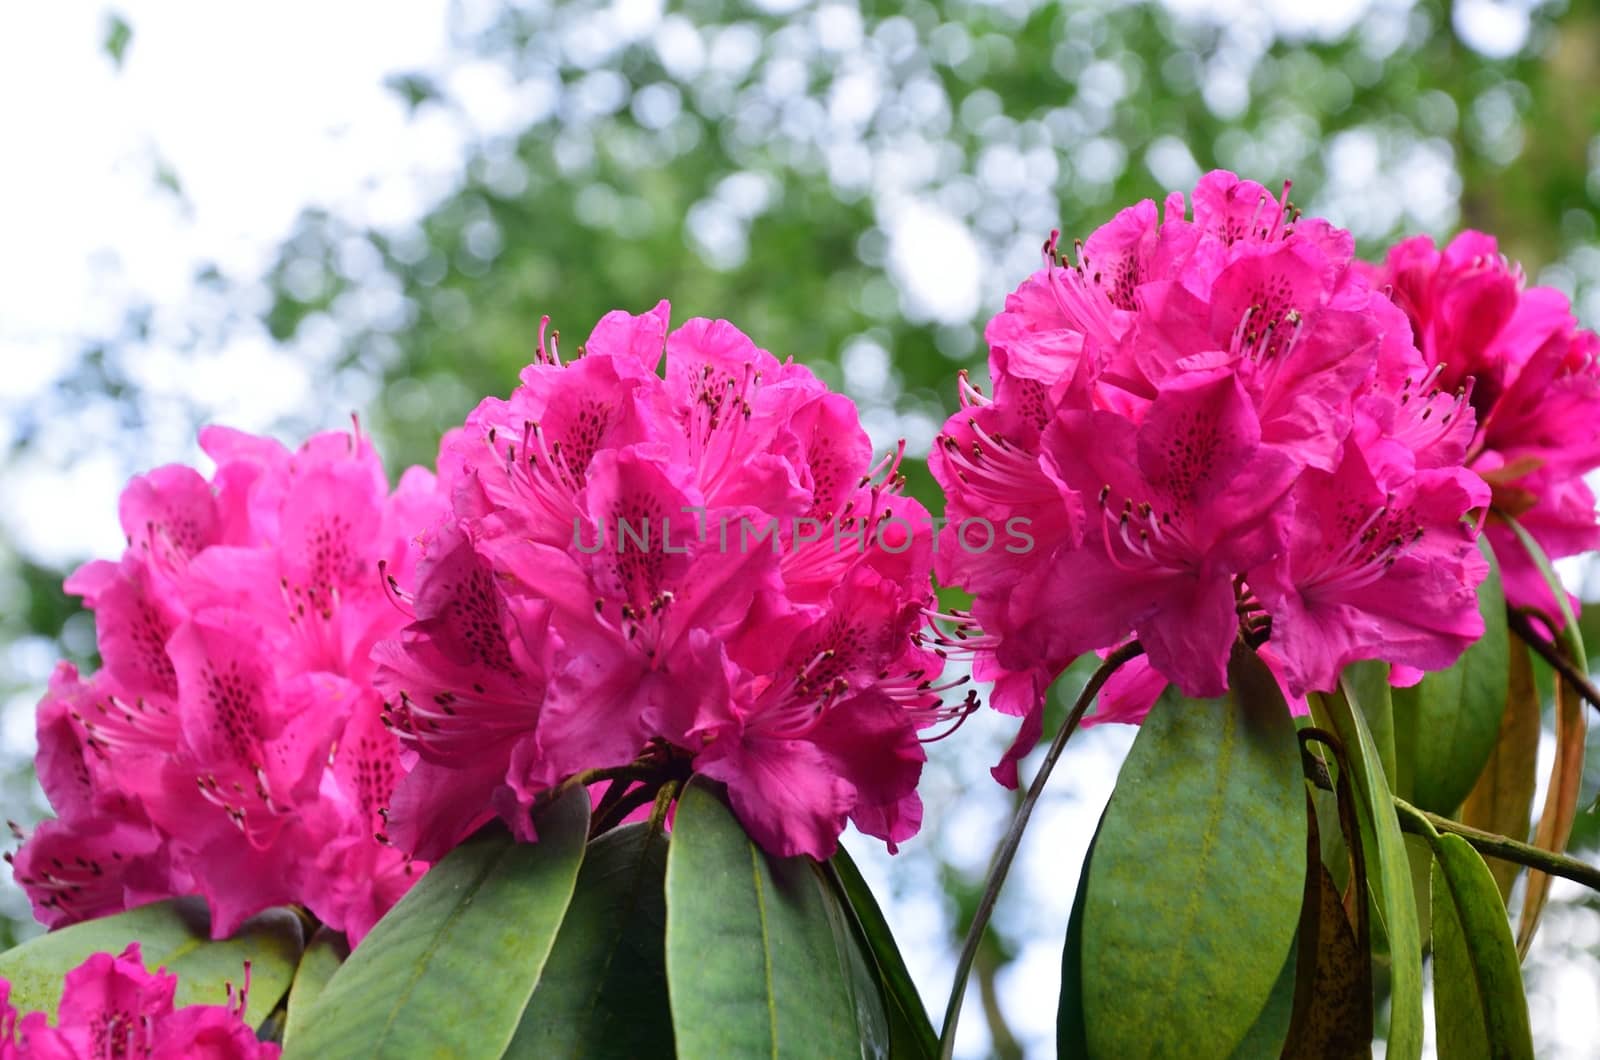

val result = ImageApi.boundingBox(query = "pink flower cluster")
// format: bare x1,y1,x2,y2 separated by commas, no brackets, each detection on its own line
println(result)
1372,231,1600,621
932,171,1490,782
13,172,1592,936
10,428,443,943
374,303,956,861
0,944,274,1059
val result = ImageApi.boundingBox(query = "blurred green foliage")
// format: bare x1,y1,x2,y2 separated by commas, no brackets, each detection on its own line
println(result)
255,0,1600,475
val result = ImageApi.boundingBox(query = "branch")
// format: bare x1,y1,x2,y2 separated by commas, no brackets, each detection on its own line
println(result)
1507,607,1600,716
938,641,1143,1060
974,940,1024,1060
1393,796,1600,893
589,780,663,838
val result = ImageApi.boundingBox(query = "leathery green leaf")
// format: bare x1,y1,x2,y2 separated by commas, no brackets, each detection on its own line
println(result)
665,779,870,1060
819,855,891,1060
0,898,302,1029
1392,538,1509,814
1458,638,1540,905
1080,643,1305,1059
1056,816,1102,1060
283,927,349,1051
827,846,937,1060
506,821,673,1059
1431,834,1534,1060
1323,674,1424,1060
1344,659,1397,792
286,787,590,1060
1229,931,1298,1059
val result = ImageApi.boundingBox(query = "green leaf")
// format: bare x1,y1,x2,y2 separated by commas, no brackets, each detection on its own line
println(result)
1080,643,1305,1059
383,72,443,113
1056,817,1102,1060
1231,933,1298,1059
0,898,302,1029
819,857,891,1060
287,787,590,1060
664,779,868,1059
1458,638,1541,905
1322,676,1424,1060
283,928,349,1051
1405,833,1435,951
1430,834,1535,1060
1344,659,1397,791
507,821,673,1059
1392,538,1510,814
103,12,132,68
1312,783,1352,897
827,847,937,1060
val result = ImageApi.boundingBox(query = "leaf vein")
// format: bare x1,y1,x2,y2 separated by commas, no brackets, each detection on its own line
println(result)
751,844,779,1059
369,842,508,1053
1149,702,1236,1055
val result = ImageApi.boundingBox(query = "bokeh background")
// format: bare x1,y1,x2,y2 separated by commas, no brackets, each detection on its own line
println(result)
3,0,1599,1055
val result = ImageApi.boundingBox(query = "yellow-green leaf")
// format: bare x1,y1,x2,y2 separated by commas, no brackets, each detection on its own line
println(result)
1322,675,1424,1059
286,788,590,1060
664,780,875,1060
1431,834,1534,1059
0,898,301,1030
282,927,348,1051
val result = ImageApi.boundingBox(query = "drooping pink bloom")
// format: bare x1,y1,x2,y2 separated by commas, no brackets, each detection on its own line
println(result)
1246,405,1489,697
6,665,188,928
932,172,1492,772
1372,231,1600,621
11,426,447,942
376,304,957,861
2,944,276,1059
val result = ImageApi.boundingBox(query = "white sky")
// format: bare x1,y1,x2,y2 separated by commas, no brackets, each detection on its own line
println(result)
0,0,1553,564
0,0,475,562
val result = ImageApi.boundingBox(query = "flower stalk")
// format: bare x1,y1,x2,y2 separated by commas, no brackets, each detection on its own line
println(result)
1393,797,1600,893
1506,607,1600,717
938,641,1142,1060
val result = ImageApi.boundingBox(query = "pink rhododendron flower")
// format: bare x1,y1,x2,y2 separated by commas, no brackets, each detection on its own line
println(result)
931,172,1490,777
10,427,446,943
0,944,275,1059
1371,231,1600,621
1246,404,1489,695
376,304,959,861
